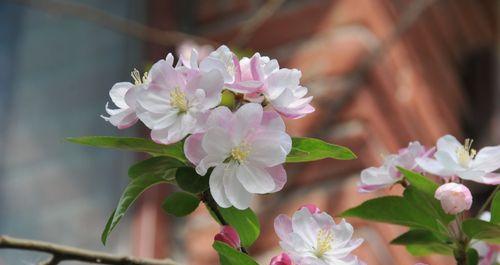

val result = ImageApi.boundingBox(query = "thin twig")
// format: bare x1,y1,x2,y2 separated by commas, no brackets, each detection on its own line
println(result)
231,0,287,47
9,0,216,47
0,235,180,265
316,0,440,132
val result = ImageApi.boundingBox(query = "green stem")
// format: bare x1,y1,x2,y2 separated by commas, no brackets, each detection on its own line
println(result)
477,185,500,217
201,191,249,254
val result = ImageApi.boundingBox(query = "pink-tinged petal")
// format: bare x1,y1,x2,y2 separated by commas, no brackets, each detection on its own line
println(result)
274,214,293,241
196,155,224,176
436,134,462,159
109,82,133,108
202,127,232,157
137,89,172,113
472,146,500,172
269,253,293,265
332,219,355,248
149,59,186,89
299,204,320,214
313,212,335,231
209,164,232,208
478,172,500,185
105,108,138,129
291,208,319,247
267,165,287,192
249,135,290,167
206,106,233,130
214,226,241,249
262,111,286,131
224,167,253,210
458,170,489,184
123,84,143,109
184,133,206,165
266,69,301,100
236,164,276,194
233,103,263,142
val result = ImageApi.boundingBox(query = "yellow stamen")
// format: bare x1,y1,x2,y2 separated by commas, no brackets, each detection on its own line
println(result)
315,229,333,257
170,87,189,112
456,138,476,168
231,142,251,163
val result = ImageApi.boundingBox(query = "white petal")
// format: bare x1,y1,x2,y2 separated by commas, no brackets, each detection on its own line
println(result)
436,135,462,159
202,127,233,156
109,82,133,109
274,214,293,241
197,155,224,176
416,157,455,177
331,219,354,248
233,103,263,143
209,165,232,208
206,106,234,130
471,146,500,172
291,208,319,247
435,150,462,171
236,164,275,194
184,133,206,165
223,167,253,210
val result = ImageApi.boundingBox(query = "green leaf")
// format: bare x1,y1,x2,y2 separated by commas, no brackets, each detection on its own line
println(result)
286,137,356,163
218,207,260,248
466,248,479,265
406,244,453,256
462,219,500,244
128,156,186,180
175,167,210,193
67,136,187,162
212,241,258,265
161,192,200,217
491,190,500,224
101,171,176,244
342,196,445,233
391,229,450,245
397,167,438,194
403,186,454,231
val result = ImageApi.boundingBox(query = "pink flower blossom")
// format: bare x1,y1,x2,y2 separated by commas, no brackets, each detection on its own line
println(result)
417,135,500,185
434,183,472,214
274,207,364,265
214,225,241,249
136,55,224,144
359,141,434,192
184,103,291,209
270,253,293,265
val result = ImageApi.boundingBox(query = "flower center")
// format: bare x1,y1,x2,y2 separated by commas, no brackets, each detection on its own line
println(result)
230,142,251,163
131,68,148,85
455,138,476,168
170,87,189,112
314,229,333,258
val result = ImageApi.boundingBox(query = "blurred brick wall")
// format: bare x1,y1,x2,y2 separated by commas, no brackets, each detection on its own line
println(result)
138,0,497,264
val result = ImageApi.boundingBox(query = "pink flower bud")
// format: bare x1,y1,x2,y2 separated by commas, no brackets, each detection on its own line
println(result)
299,204,320,214
214,226,241,249
435,183,473,214
270,253,292,265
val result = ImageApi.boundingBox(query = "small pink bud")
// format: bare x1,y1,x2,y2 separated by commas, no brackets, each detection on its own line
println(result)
435,183,473,214
299,204,320,214
214,226,241,249
270,253,292,265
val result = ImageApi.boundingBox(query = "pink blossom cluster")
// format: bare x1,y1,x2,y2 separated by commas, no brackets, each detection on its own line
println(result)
358,135,500,215
102,45,314,210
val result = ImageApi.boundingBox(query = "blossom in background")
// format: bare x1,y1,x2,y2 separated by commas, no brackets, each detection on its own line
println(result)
137,55,224,144
176,40,213,69
434,183,472,214
359,141,434,192
214,225,241,249
416,135,500,185
472,212,500,265
274,205,364,265
184,103,291,209
101,69,150,129
270,253,293,265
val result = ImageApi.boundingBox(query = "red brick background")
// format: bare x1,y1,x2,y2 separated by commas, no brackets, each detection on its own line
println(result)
134,0,498,264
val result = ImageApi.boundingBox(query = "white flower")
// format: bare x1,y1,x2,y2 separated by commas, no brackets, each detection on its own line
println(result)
137,55,224,144
274,207,364,265
101,68,149,129
416,135,500,185
359,141,434,192
184,103,291,209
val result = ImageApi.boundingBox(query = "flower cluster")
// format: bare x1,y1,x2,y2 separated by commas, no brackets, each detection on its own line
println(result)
358,134,500,214
102,45,314,209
